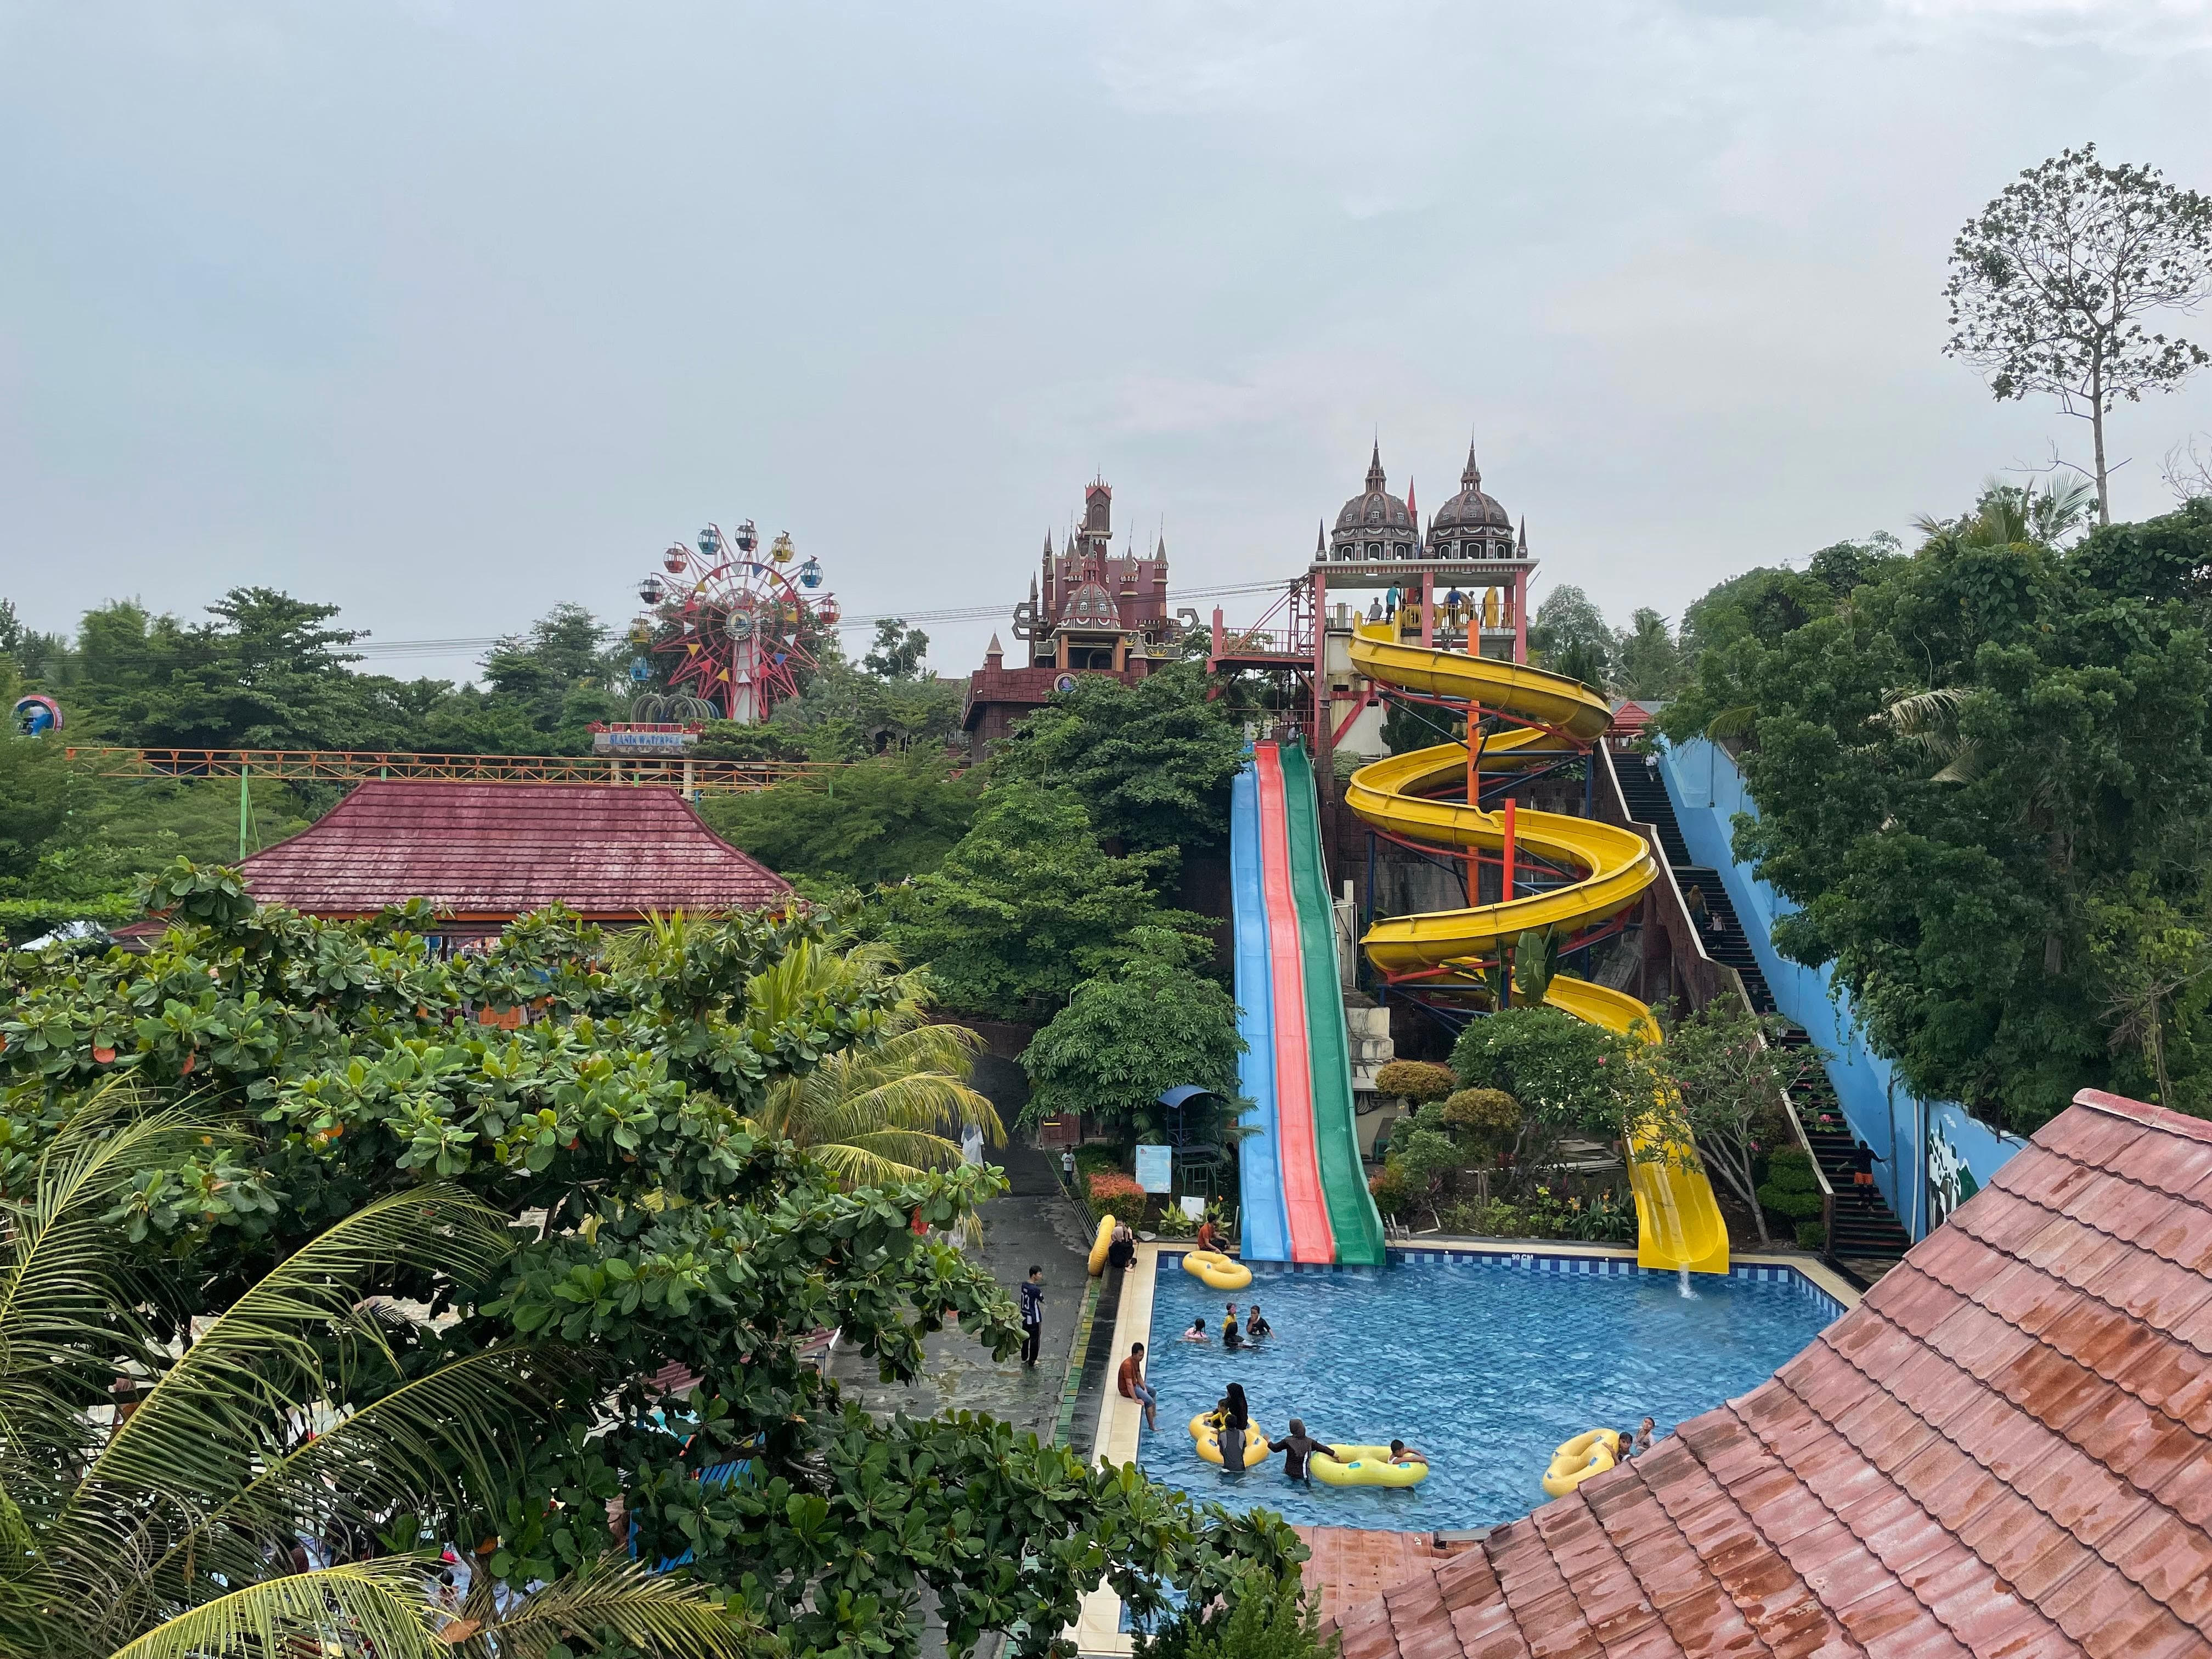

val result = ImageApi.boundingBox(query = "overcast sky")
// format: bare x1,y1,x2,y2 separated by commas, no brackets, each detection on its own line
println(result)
7,1,2212,689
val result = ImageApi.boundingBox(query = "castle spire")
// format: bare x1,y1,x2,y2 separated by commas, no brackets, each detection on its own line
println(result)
1316,520,1327,557
1365,439,1386,493
1463,439,1483,492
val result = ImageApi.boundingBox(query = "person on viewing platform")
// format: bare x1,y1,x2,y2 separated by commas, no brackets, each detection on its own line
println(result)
1269,1418,1339,1486
1221,1302,1244,1351
1245,1304,1271,1341
1848,1141,1886,1210
1182,1316,1210,1342
1116,1341,1158,1431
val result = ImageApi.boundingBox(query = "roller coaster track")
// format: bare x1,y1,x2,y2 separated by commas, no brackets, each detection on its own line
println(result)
63,747,833,794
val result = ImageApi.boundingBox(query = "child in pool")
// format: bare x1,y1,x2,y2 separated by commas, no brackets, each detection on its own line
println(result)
1387,1438,1430,1467
1182,1316,1209,1342
1245,1304,1271,1340
1221,1303,1244,1350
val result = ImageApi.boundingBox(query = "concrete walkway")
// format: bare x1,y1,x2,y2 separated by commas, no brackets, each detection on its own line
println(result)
825,1138,1095,1442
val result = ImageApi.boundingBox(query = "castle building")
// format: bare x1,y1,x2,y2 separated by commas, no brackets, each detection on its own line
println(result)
962,477,1182,749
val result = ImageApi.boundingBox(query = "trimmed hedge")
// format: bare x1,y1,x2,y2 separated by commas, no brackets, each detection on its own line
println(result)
1758,1147,1825,1224
1374,1060,1457,1103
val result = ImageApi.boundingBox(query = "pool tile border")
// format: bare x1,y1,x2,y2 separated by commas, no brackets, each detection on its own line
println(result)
1073,1239,1859,1656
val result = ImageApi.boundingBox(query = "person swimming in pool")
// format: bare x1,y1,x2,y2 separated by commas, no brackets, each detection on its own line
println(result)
1182,1316,1209,1342
1221,1303,1244,1351
1268,1418,1338,1485
1387,1438,1430,1467
1245,1304,1271,1341
1633,1418,1655,1455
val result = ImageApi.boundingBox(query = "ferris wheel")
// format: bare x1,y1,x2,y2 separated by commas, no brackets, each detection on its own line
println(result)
633,521,839,725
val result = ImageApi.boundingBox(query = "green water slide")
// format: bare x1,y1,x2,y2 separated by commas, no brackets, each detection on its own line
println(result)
1278,744,1389,1266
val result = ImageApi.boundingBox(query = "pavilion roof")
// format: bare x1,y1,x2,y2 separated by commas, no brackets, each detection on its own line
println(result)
233,780,788,920
1328,1087,2212,1659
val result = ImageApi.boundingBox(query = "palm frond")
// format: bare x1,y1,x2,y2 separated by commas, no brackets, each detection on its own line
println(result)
103,1559,445,1659
1702,705,1759,743
138,1345,601,1599
444,1555,752,1659
57,1185,514,1560
0,1090,212,1475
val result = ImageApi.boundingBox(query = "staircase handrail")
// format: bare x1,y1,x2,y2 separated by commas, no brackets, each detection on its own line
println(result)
1600,749,1835,1254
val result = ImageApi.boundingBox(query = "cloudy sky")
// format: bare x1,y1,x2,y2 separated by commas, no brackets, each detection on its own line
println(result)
6,1,2212,688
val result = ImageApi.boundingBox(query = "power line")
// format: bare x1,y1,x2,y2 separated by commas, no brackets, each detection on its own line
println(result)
345,578,1299,662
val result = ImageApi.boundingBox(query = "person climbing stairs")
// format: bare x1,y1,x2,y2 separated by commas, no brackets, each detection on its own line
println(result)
1614,757,1911,1279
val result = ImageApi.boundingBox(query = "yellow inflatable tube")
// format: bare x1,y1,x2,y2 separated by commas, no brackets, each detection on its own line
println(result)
1310,1446,1428,1488
1541,1430,1619,1497
1188,1413,1273,1469
1086,1215,1115,1277
1182,1249,1251,1290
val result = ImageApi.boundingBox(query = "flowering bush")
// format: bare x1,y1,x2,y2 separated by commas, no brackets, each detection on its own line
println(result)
1086,1169,1148,1228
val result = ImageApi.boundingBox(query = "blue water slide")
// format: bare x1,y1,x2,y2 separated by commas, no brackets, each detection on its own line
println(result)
1229,760,1290,1263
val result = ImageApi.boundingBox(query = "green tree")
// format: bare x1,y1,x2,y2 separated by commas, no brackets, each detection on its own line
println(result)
1528,585,1612,690
1612,608,1681,699
770,632,962,759
874,781,1211,1019
862,617,932,680
1945,143,2212,524
700,748,980,888
1659,498,2212,1130
0,1099,745,1659
1647,998,1827,1246
1449,1007,1638,1186
1022,928,1245,1131
991,662,1245,853
0,870,1305,1659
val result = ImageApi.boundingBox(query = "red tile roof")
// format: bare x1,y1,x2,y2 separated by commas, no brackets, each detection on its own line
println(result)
1325,1088,2212,1659
233,781,789,919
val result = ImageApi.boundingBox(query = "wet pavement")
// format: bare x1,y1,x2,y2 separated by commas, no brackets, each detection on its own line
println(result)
825,1137,1097,1442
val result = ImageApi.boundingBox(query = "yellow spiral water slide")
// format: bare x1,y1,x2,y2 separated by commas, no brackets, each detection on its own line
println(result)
1345,620,1729,1274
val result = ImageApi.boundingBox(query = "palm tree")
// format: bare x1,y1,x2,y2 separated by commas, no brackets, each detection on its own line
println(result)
1912,473,2098,552
747,942,1003,1185
0,1094,747,1659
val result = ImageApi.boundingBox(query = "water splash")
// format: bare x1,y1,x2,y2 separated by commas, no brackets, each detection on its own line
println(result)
1678,1266,1696,1299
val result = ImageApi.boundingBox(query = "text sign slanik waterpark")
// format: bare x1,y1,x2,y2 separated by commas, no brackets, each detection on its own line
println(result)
591,725,699,753
1135,1144,1173,1194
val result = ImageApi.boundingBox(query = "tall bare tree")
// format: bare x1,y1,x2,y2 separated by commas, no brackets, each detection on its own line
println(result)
1944,144,2212,526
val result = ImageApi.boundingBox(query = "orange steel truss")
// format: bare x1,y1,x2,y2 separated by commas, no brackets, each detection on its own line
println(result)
65,748,830,795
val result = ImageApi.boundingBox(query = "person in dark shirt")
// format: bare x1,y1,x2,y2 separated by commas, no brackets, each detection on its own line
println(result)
1018,1266,1044,1368
1848,1141,1886,1210
1245,1304,1271,1341
1107,1222,1136,1274
1268,1418,1338,1485
1221,1302,1244,1351
1217,1383,1251,1473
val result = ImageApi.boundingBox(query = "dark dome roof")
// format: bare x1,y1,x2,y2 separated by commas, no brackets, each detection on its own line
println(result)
1328,444,1419,559
1430,443,1511,536
1062,580,1121,627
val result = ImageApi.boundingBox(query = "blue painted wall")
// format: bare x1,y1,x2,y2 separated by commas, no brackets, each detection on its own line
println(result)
1657,738,2027,1239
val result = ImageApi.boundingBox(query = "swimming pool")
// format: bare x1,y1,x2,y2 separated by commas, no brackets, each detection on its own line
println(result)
1133,1250,1842,1533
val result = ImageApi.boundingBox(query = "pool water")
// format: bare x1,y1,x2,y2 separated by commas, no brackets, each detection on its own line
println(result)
1134,1253,1839,1533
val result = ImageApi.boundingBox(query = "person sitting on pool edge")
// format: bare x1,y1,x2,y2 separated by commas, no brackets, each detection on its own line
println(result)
1268,1418,1337,1486
1221,1302,1244,1350
1115,1341,1158,1431
1245,1303,1271,1341
1182,1316,1209,1342
1387,1438,1430,1467
1195,1215,1221,1254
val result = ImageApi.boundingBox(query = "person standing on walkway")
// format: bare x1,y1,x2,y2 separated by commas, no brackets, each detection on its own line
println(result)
1060,1149,1076,1194
1019,1265,1045,1368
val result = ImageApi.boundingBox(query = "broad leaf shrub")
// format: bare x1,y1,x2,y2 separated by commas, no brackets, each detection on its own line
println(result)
1372,1059,1455,1103
0,861,1305,1659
